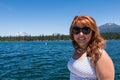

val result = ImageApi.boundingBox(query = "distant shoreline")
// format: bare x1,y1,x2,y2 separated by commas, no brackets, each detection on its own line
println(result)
0,33,120,41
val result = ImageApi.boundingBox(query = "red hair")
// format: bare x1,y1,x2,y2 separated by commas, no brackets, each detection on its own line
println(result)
70,15,106,66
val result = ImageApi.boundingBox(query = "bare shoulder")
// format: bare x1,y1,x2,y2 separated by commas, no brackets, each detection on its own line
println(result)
96,49,115,80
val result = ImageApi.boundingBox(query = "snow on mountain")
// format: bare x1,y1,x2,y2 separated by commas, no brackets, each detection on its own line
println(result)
15,32,28,36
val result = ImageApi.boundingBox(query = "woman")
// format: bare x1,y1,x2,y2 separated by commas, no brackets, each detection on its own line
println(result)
67,15,115,80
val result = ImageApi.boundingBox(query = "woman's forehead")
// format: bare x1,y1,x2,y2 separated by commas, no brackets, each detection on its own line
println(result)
74,21,86,27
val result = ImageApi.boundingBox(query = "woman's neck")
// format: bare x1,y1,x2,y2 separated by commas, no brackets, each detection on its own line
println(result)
77,47,87,54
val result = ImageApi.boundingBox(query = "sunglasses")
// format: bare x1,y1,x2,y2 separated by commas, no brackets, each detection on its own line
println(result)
72,26,91,35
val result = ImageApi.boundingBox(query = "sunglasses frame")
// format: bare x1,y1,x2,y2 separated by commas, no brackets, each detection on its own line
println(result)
72,26,91,35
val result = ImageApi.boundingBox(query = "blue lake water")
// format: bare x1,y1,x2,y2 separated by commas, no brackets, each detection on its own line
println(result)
0,40,120,80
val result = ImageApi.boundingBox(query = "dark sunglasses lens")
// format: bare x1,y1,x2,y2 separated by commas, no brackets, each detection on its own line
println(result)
72,26,91,35
72,27,80,34
82,27,91,34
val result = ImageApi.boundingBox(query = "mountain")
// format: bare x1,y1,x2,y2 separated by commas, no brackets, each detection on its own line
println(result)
99,23,120,33
15,32,28,36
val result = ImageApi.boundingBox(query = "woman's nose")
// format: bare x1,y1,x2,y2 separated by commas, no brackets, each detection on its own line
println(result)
79,31,84,36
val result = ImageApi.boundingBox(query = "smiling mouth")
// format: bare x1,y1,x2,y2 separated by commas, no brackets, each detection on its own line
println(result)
78,38,85,40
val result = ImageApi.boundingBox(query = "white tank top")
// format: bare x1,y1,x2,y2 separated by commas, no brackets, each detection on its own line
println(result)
67,57,97,80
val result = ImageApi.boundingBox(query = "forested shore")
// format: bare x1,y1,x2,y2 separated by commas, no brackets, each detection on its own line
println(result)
0,33,120,41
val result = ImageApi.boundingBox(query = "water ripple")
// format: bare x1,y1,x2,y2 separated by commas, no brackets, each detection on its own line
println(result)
0,40,119,80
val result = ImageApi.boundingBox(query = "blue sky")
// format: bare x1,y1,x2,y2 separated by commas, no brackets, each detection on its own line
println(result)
0,0,120,36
